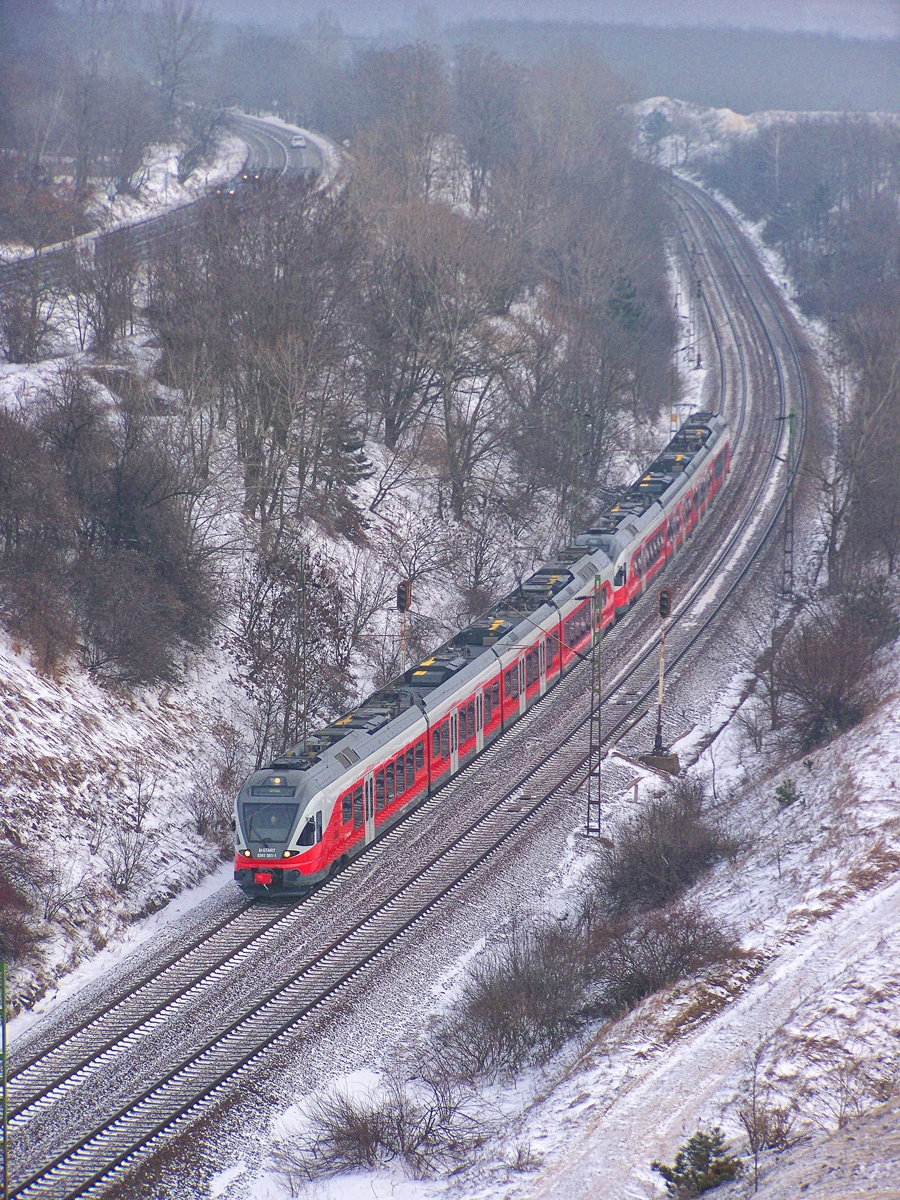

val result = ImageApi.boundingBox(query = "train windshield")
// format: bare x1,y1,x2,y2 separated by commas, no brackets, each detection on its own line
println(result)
242,802,299,843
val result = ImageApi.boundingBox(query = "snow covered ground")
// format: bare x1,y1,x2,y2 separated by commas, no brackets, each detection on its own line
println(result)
195,107,900,1200
4,102,898,1200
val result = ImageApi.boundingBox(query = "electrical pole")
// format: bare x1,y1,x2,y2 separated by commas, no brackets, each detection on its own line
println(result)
396,580,411,674
586,576,603,836
300,547,308,751
776,412,796,600
2,959,7,1200
654,588,672,756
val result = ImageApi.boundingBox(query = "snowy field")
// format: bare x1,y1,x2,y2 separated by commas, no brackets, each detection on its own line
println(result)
2,107,898,1198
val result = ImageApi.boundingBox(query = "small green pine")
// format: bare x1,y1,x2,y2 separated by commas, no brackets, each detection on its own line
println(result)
775,778,800,807
651,1127,742,1198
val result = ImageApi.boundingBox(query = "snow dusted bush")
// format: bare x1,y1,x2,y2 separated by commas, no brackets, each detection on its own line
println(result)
272,1077,487,1183
595,775,737,914
435,920,588,1078
434,905,735,1081
774,601,882,752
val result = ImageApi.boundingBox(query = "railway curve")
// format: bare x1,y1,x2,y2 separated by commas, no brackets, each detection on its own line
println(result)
6,176,812,1199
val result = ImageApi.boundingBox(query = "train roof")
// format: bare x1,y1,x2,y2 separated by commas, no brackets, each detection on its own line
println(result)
250,411,728,787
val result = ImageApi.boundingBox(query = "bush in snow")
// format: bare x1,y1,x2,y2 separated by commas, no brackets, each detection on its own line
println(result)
435,920,588,1079
651,1128,742,1198
594,775,737,914
594,905,735,1017
774,601,881,752
271,1077,487,1182
434,905,735,1081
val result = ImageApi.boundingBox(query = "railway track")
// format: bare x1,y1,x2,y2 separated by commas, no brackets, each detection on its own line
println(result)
6,176,810,1199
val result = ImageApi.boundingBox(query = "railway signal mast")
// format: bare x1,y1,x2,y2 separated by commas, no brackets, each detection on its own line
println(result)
654,587,672,755
586,576,604,836
397,580,411,672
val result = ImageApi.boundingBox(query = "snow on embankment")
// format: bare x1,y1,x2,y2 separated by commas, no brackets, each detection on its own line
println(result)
0,631,230,1016
460,647,900,1200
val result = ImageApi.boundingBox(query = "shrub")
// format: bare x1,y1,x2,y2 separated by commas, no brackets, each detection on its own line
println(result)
775,778,800,807
775,603,878,751
596,905,734,1016
272,1078,486,1182
0,846,42,963
651,1128,742,1198
596,776,736,914
435,906,735,1079
435,921,587,1079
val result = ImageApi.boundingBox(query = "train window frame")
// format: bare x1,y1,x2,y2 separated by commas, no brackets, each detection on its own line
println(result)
396,753,405,794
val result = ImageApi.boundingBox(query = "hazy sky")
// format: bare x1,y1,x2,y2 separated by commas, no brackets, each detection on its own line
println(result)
208,0,899,39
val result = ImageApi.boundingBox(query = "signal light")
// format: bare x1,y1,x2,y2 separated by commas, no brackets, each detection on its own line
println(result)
397,580,411,612
658,588,672,620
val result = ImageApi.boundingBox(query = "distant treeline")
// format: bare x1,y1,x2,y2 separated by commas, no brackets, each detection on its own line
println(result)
448,22,900,114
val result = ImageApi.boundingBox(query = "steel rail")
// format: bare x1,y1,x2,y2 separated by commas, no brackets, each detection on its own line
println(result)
8,179,809,1200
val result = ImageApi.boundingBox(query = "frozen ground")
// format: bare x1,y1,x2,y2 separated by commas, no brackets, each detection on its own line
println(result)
5,103,897,1200
196,107,900,1200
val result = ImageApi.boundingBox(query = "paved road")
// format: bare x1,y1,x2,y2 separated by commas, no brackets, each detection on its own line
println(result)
0,112,324,290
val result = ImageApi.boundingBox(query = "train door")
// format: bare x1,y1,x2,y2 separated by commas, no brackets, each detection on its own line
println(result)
450,712,458,774
363,773,375,843
476,692,484,752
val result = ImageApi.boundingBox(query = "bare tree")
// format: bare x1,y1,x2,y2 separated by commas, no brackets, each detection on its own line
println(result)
144,0,212,121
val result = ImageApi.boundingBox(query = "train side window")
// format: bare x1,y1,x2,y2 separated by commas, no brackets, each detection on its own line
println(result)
504,668,511,699
298,817,316,846
492,680,499,707
525,653,532,688
353,785,363,828
432,727,440,759
375,768,385,812
484,686,492,723
396,754,405,794
512,664,519,699
386,761,395,802
316,811,322,842
459,703,468,743
468,698,475,734
614,564,627,587
441,720,450,759
342,791,352,824
415,739,424,773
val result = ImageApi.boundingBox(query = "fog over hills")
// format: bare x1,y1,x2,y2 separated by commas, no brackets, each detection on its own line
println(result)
207,0,898,39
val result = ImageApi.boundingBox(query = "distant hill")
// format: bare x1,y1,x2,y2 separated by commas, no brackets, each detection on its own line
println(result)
448,21,900,114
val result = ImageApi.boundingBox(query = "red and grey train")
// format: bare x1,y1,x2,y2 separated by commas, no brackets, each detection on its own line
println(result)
233,411,731,897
